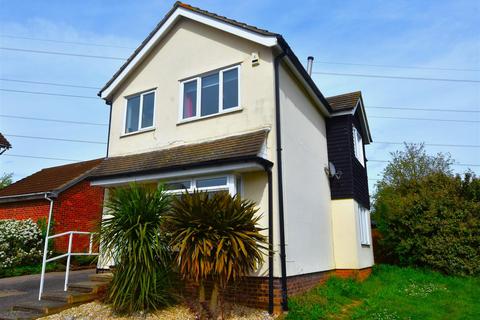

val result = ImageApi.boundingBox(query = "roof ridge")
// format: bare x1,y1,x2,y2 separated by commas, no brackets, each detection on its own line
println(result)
326,91,362,99
39,158,103,172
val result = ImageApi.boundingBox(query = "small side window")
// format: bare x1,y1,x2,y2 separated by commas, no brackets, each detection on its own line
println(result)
353,126,364,166
124,90,155,134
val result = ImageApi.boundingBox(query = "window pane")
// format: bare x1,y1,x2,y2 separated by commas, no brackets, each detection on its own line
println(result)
165,181,191,191
201,73,219,116
196,176,227,188
183,80,197,119
125,95,140,133
141,92,154,128
223,68,238,109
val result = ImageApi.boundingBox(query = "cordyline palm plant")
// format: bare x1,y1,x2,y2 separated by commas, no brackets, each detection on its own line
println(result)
99,184,176,314
164,190,268,317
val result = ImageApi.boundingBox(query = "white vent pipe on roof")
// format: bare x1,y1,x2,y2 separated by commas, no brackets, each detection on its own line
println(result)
306,56,314,76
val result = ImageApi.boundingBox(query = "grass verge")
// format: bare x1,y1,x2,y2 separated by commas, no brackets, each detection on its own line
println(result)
285,264,480,320
0,262,63,278
0,256,97,278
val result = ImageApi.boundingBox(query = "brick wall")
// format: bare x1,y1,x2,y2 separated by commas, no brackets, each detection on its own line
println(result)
53,180,104,252
0,180,104,253
184,267,372,314
0,199,50,221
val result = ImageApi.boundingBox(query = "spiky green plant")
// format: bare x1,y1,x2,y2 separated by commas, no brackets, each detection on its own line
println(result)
164,190,268,316
99,184,176,314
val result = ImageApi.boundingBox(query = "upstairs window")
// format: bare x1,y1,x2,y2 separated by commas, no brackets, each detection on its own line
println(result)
358,205,371,246
352,125,364,166
180,66,240,121
125,90,155,134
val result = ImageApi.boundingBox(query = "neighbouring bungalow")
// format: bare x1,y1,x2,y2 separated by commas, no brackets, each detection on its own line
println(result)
88,2,374,313
0,159,104,252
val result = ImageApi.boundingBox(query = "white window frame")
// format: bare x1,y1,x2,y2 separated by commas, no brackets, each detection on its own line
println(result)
179,65,241,122
163,174,239,195
358,205,371,246
123,89,156,135
352,125,364,166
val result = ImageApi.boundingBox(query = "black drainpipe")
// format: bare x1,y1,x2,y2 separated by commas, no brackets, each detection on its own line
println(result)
264,166,274,314
274,52,288,311
105,100,113,158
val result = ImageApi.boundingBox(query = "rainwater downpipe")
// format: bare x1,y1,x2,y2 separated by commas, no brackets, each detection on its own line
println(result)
38,193,54,300
263,165,274,314
105,100,113,158
274,51,289,311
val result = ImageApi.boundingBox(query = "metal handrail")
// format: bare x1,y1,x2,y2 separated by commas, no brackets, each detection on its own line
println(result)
38,231,98,300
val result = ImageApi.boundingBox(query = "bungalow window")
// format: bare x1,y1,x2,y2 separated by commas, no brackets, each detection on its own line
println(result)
164,175,239,196
358,205,371,246
180,66,240,121
352,126,364,166
124,90,155,134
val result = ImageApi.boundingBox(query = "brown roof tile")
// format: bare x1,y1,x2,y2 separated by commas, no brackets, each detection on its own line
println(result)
91,130,268,179
0,158,103,198
0,133,11,149
326,91,362,112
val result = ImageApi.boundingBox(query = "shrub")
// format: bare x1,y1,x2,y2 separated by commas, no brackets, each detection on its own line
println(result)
0,219,43,269
373,144,480,275
165,191,267,317
100,184,176,314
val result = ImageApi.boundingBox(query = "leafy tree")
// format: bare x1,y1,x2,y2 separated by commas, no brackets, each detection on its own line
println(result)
376,143,453,188
99,184,176,314
165,191,267,318
373,144,480,275
0,173,13,189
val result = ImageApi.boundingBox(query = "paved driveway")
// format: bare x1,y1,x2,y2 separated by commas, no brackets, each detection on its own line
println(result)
0,269,95,311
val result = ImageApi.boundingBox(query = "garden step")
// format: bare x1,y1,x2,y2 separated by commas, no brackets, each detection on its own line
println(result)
0,309,42,320
41,290,98,304
67,281,108,294
12,300,68,315
89,273,113,283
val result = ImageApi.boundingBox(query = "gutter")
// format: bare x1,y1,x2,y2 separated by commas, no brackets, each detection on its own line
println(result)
0,191,58,204
274,51,289,311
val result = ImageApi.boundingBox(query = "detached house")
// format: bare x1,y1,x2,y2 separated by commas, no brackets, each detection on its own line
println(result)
89,2,373,313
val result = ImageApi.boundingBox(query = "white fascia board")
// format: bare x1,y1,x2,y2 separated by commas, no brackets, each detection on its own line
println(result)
282,57,330,117
90,161,264,187
330,100,373,144
330,104,358,117
100,7,277,100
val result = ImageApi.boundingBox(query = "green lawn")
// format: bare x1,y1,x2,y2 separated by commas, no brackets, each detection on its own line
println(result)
285,264,480,320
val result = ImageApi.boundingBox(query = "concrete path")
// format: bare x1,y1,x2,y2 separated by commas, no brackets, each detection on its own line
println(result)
0,269,95,312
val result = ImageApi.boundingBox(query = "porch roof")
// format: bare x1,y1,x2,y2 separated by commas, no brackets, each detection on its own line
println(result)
89,129,271,181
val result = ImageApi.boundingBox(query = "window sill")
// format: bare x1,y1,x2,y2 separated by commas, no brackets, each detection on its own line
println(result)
177,107,243,126
361,244,371,248
120,127,155,138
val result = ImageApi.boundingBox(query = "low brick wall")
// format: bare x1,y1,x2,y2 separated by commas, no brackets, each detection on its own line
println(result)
184,267,372,313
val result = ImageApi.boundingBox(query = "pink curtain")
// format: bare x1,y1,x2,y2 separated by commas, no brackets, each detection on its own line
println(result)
184,95,194,118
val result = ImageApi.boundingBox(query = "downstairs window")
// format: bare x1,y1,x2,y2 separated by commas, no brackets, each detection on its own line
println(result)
358,205,371,246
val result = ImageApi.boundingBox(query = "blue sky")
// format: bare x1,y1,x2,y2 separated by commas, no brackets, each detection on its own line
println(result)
0,0,479,192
